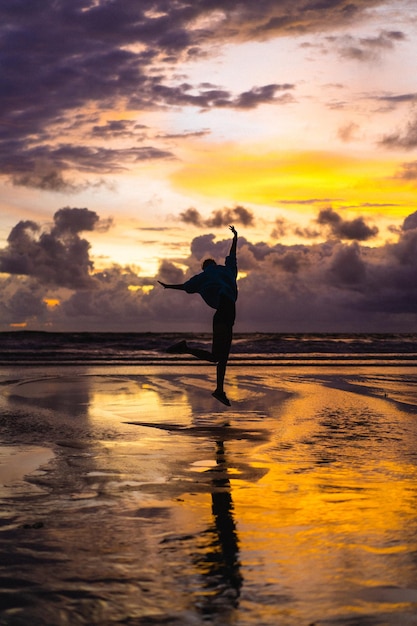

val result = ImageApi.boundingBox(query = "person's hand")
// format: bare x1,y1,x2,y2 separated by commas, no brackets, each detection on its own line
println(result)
158,281,167,288
229,225,237,236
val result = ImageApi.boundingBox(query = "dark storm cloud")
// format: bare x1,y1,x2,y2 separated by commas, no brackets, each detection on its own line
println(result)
402,210,417,231
180,208,204,227
248,0,379,38
236,223,417,330
0,0,388,185
328,241,366,285
206,206,255,228
391,224,417,265
272,250,308,274
91,120,148,139
157,259,185,284
270,208,376,242
70,220,417,325
317,207,379,240
0,283,48,326
0,207,109,289
233,84,295,108
189,233,233,263
1,206,417,332
1,142,174,191
179,206,255,228
53,206,113,234
142,82,295,110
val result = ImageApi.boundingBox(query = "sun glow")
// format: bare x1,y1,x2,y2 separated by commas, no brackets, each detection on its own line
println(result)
171,146,414,218
128,285,154,294
43,298,60,308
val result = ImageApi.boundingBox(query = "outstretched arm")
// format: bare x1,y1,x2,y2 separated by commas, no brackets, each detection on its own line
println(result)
229,225,238,257
158,281,185,290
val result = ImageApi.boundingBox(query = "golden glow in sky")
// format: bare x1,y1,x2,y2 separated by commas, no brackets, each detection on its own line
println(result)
171,146,413,218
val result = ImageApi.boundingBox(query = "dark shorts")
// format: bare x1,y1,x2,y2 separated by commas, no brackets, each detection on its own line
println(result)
212,295,235,362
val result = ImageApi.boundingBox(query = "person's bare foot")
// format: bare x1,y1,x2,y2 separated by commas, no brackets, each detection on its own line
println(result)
212,390,231,406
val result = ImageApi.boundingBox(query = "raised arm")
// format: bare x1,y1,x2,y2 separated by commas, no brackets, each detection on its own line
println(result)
229,225,238,257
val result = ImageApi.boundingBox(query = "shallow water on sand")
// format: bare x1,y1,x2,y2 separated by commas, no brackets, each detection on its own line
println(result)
1,365,417,625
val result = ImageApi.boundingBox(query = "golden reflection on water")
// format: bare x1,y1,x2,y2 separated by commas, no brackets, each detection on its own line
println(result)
3,366,417,625
225,372,417,623
88,377,192,426
66,370,417,620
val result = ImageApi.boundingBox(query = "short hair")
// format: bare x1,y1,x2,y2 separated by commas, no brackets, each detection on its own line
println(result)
202,258,216,270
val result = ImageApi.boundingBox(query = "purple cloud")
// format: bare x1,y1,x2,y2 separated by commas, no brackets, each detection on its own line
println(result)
0,207,110,289
0,0,386,187
1,207,417,331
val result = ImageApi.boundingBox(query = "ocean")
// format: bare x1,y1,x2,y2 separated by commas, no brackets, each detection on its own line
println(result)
1,331,417,625
1,331,417,365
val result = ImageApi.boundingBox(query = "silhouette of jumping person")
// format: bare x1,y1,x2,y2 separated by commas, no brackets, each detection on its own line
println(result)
158,225,238,406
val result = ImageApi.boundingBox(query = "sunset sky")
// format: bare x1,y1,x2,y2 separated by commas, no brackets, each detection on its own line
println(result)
1,0,416,332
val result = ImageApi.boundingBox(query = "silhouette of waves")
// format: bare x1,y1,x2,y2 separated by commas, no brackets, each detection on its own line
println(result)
0,331,416,365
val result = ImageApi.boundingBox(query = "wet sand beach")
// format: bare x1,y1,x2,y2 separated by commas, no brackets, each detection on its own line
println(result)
1,364,417,625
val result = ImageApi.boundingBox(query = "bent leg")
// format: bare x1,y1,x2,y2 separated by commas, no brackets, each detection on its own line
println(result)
186,346,217,362
167,340,217,361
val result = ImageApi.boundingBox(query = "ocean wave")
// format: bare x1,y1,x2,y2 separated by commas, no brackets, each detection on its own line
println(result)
0,331,416,365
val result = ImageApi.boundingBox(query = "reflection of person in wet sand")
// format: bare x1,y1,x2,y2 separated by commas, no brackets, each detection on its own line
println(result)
194,440,242,616
210,441,242,598
158,225,238,406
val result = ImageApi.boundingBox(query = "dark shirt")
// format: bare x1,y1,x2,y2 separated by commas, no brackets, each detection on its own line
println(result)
183,253,237,310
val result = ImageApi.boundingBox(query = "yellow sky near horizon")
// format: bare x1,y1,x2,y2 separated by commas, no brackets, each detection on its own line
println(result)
170,144,414,218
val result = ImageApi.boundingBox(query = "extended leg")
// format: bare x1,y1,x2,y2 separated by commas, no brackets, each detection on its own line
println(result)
166,340,216,361
186,346,217,362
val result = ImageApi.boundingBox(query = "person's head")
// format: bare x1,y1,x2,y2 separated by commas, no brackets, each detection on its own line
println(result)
202,258,216,270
